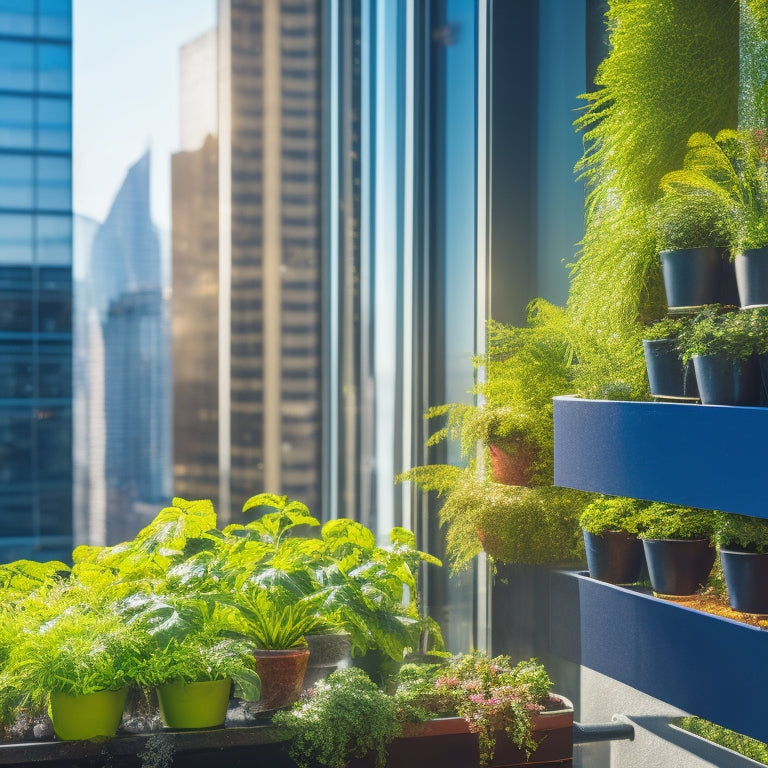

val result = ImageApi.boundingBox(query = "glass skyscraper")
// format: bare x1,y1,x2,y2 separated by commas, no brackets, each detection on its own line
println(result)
0,0,73,562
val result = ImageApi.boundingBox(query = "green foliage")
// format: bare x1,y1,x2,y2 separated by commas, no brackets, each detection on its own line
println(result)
678,307,761,364
430,471,589,572
654,190,731,251
659,130,768,252
677,717,768,765
640,316,691,342
739,0,768,132
579,496,650,536
273,668,401,768
638,503,719,541
571,0,739,396
393,652,554,768
715,513,768,554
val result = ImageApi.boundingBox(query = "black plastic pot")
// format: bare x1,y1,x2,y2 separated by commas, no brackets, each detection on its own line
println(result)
735,247,768,308
583,529,644,584
720,548,768,614
642,338,699,401
642,538,716,596
692,352,762,406
660,247,730,310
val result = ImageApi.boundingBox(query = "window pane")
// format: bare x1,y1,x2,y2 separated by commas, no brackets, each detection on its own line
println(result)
37,97,71,151
0,41,34,93
39,0,72,40
36,155,71,210
0,266,33,332
38,340,72,397
0,213,33,264
37,213,72,265
38,43,71,94
36,406,71,481
0,341,33,398
0,409,33,485
0,154,34,209
38,265,71,332
0,95,34,150
0,0,34,36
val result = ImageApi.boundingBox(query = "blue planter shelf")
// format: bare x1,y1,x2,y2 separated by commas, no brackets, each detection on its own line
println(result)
550,570,768,744
553,396,768,516
552,395,768,743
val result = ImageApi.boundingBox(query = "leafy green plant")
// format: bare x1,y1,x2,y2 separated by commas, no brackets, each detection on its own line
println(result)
678,307,759,364
393,652,554,767
273,667,401,768
677,717,768,765
640,315,694,342
659,130,768,253
653,187,732,251
638,503,719,541
715,513,768,554
579,496,650,536
570,0,738,397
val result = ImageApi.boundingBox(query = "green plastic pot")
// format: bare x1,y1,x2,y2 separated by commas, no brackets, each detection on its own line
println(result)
49,687,128,741
157,678,232,729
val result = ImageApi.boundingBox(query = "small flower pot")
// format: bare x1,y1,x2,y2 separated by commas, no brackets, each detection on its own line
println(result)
642,538,716,596
303,632,352,689
489,443,533,486
660,247,730,310
735,247,768,308
583,529,644,584
720,548,768,614
157,678,232,729
254,647,310,711
49,687,128,741
642,338,699,401
692,353,762,406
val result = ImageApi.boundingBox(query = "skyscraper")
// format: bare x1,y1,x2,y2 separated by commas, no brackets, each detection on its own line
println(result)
172,1,323,521
0,2,73,562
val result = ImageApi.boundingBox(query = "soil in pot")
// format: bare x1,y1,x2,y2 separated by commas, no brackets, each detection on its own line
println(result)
303,632,352,690
254,647,310,711
660,247,726,310
157,678,232,729
49,687,128,741
720,549,768,614
735,247,768,308
642,338,699,401
583,529,644,585
692,353,762,406
642,538,716,596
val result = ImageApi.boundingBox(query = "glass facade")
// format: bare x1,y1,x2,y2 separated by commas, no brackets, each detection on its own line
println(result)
0,0,72,563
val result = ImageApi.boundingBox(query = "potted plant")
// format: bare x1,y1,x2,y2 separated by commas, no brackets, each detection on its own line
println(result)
0,604,142,741
679,307,762,406
120,591,261,729
641,316,699,401
653,185,737,309
715,513,768,614
638,503,719,596
273,667,401,768
660,130,768,308
579,495,648,584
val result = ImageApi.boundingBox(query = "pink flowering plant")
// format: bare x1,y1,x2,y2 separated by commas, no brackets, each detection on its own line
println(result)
393,650,554,766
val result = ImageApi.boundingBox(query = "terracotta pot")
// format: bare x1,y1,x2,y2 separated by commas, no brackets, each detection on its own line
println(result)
489,443,533,486
254,646,310,711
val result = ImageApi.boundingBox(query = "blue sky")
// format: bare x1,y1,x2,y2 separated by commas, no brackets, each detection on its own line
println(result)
73,0,216,233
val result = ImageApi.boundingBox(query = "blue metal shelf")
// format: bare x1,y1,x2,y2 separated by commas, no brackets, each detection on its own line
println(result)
550,570,768,744
553,396,768,517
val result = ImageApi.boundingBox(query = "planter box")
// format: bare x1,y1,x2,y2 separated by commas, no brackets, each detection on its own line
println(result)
550,570,768,745
350,697,573,768
553,396,768,518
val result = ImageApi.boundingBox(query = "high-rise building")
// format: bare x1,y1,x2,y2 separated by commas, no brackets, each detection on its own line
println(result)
172,1,323,521
75,151,172,545
0,2,73,563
